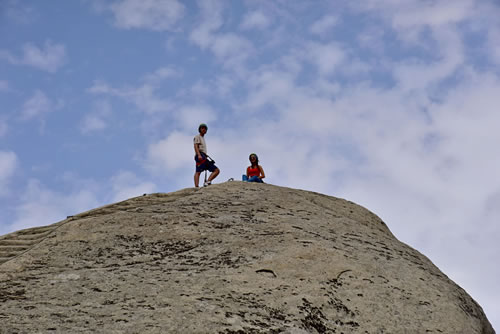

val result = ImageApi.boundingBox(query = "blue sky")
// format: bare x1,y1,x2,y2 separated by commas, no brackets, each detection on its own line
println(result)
1,0,499,329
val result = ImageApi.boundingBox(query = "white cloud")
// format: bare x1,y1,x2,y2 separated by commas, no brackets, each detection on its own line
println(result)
6,171,155,234
80,100,112,134
215,75,236,96
190,75,236,99
0,41,66,72
351,0,474,27
240,10,271,30
0,119,7,137
309,15,339,35
191,29,253,67
306,42,345,76
9,179,100,232
190,0,253,68
111,171,156,202
488,27,500,65
80,115,107,133
20,90,62,120
0,151,18,196
88,80,173,114
35,42,64,71
393,27,464,92
357,26,386,53
147,131,193,172
243,68,339,133
20,90,51,120
211,33,253,62
87,81,117,95
110,0,185,31
174,105,217,131
142,66,178,84
391,0,474,29
87,67,177,114
190,80,211,97
350,0,476,46
189,0,224,48
0,80,9,92
243,69,296,111
3,0,36,24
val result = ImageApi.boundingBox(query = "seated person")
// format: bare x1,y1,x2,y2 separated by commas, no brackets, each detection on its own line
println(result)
242,153,265,183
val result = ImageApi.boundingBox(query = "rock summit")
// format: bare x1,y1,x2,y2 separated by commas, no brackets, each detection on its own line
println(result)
0,182,495,333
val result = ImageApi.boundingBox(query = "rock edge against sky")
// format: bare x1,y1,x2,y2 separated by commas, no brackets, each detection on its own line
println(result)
0,182,495,333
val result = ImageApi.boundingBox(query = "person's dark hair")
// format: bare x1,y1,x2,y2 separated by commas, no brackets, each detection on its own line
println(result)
249,153,259,167
198,123,208,132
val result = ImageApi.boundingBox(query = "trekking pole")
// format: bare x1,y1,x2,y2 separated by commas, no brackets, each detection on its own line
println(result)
204,170,207,184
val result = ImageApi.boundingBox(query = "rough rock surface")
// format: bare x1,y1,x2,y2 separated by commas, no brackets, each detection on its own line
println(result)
0,182,495,333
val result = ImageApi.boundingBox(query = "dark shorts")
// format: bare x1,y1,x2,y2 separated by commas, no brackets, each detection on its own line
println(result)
195,154,218,173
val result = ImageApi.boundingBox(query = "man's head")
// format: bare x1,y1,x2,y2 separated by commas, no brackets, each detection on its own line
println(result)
198,123,208,134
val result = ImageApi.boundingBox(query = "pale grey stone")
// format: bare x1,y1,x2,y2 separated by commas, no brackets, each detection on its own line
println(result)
0,182,495,333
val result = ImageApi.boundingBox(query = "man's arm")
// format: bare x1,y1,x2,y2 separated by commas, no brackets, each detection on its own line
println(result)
194,142,202,160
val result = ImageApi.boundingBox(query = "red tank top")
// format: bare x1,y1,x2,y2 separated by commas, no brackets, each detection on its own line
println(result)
247,166,260,178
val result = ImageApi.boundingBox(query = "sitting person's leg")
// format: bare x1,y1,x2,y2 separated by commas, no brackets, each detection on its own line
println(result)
248,176,262,183
242,175,248,181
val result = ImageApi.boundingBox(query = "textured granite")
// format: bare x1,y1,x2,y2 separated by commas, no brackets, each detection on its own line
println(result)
0,182,495,333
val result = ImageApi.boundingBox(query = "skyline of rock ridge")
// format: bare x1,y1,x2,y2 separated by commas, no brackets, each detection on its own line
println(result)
0,182,495,333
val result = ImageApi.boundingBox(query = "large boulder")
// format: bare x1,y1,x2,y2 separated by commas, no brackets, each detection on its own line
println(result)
0,182,495,333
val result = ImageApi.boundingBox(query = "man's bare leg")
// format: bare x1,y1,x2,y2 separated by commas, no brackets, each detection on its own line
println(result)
194,172,201,187
207,168,220,183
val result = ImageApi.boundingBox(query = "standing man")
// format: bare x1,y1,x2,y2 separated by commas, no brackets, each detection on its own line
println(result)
194,123,220,187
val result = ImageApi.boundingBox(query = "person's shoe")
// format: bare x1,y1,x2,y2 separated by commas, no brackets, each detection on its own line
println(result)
203,181,211,187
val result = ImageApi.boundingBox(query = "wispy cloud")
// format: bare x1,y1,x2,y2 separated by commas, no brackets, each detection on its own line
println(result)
109,0,185,31
2,0,37,24
9,179,100,233
20,90,62,120
88,81,173,115
392,27,465,92
189,0,224,48
0,41,66,72
240,10,271,30
190,75,236,99
142,66,178,84
0,151,18,197
147,131,193,173
7,171,155,233
0,80,9,92
350,0,476,46
309,15,339,35
190,0,253,68
488,27,500,65
356,26,389,60
174,104,217,131
390,0,475,29
0,119,7,137
80,100,113,134
111,171,156,202
80,115,107,134
87,66,177,115
306,42,346,76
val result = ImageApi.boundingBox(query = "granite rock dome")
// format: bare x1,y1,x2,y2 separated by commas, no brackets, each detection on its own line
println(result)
0,182,495,333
